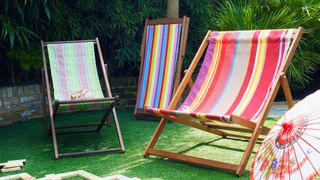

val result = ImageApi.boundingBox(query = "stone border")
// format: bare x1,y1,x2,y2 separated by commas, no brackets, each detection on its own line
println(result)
0,173,35,180
0,170,140,180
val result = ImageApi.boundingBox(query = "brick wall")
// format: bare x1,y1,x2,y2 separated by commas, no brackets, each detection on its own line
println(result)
110,77,138,107
0,85,43,126
0,77,138,126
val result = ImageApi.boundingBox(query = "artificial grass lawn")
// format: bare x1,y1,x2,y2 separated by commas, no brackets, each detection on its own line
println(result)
0,109,278,179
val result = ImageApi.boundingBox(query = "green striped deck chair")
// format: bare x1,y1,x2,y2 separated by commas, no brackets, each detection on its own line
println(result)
134,16,189,120
41,38,125,159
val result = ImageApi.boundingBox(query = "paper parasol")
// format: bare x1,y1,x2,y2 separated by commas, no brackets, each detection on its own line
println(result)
251,90,320,179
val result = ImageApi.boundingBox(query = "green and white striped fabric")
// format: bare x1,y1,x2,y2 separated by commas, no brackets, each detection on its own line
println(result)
47,42,110,110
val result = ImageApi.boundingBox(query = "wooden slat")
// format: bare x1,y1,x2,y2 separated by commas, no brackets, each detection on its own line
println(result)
148,18,183,25
58,97,116,104
223,132,265,141
184,69,194,89
280,73,294,109
230,115,270,135
205,123,253,133
43,39,96,46
206,29,297,40
3,160,25,169
173,16,189,94
1,167,21,173
170,116,228,137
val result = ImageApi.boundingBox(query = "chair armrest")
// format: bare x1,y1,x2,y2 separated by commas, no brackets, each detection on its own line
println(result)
57,97,117,104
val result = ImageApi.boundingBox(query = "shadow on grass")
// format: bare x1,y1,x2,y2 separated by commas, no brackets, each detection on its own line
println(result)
0,109,274,179
178,137,258,154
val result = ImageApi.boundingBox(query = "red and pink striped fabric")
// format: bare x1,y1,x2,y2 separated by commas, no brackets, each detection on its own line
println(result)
146,29,294,122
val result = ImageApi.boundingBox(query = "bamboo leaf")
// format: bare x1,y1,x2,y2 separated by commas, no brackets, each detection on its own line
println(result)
44,1,51,20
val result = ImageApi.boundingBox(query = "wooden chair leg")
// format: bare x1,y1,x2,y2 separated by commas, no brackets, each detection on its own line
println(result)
41,69,49,134
49,115,59,159
236,124,263,176
280,73,294,109
111,108,125,151
42,96,49,134
106,116,111,127
144,118,168,157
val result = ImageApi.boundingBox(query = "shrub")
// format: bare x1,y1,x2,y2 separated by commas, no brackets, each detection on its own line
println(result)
210,0,320,88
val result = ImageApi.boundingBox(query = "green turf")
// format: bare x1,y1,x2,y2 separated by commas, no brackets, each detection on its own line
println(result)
0,109,278,179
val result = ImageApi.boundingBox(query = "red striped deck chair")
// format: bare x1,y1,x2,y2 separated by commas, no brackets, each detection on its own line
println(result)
134,16,189,120
144,28,303,176
41,38,125,159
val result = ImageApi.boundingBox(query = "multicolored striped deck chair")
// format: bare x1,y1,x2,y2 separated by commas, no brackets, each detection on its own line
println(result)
134,16,189,120
144,28,303,176
41,38,125,159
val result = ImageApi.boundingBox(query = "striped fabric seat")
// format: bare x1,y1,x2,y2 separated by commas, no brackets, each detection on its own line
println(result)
47,42,110,110
146,29,294,122
137,23,182,110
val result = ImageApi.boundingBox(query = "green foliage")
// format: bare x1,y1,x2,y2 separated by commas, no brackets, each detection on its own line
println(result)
0,15,38,49
41,0,166,76
0,0,53,49
210,0,320,88
0,0,166,85
1,0,320,89
5,44,42,70
180,0,218,68
0,0,55,85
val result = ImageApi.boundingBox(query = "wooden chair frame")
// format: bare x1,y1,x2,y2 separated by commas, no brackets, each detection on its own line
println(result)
41,38,125,159
143,27,303,176
134,16,190,120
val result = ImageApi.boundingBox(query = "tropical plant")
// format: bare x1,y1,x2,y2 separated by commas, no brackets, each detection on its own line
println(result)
0,0,57,48
0,0,166,85
210,0,320,88
180,0,218,69
1,0,319,89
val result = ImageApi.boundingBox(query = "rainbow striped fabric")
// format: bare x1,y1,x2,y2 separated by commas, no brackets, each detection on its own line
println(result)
47,42,109,110
137,23,182,110
146,29,294,122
